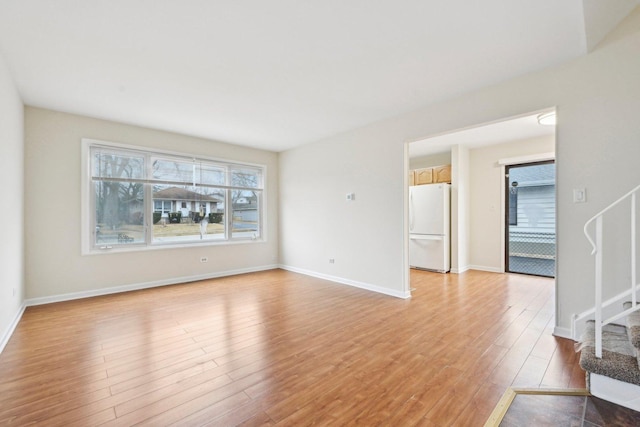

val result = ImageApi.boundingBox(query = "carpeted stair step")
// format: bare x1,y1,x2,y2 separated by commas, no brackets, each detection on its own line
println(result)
578,320,640,386
623,301,640,349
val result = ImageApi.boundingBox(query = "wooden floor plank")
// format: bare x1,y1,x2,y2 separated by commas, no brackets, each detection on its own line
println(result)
0,269,584,425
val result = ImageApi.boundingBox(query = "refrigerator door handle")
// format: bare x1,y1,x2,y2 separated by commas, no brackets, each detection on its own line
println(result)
409,234,444,241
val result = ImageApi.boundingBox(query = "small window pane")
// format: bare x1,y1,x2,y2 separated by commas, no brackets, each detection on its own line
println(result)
93,150,144,180
231,167,262,188
152,158,194,183
509,192,518,226
197,163,226,186
94,181,145,246
231,190,260,238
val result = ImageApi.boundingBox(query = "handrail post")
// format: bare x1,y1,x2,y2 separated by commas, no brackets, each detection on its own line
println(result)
595,216,603,358
632,193,637,307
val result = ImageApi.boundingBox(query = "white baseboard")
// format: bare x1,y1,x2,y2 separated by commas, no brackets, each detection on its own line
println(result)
468,265,503,273
279,265,411,299
0,302,26,354
25,264,279,307
552,326,573,340
450,265,469,274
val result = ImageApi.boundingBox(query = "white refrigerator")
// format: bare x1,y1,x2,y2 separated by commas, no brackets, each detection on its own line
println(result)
409,183,450,273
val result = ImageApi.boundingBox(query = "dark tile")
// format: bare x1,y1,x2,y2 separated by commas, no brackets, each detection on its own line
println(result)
584,396,640,426
499,394,585,426
497,393,640,427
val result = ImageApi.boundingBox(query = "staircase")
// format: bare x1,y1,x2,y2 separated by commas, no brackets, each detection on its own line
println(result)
574,184,640,411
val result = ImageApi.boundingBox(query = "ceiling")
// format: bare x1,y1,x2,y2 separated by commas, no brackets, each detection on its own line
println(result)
409,112,556,158
0,1,636,152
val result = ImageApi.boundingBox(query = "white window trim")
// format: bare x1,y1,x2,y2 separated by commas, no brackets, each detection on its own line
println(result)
81,138,267,255
497,152,555,166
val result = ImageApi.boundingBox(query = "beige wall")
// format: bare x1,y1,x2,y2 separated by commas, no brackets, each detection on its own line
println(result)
468,136,555,272
0,52,24,349
24,108,279,300
409,152,451,170
279,8,640,335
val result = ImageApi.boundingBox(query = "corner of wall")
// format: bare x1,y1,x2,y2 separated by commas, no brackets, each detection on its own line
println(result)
0,49,25,355
0,303,26,354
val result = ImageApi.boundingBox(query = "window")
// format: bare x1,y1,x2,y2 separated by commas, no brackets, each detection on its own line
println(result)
508,191,518,226
83,139,264,253
154,200,171,215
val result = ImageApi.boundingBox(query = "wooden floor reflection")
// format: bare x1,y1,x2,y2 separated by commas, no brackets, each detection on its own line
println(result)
0,269,584,425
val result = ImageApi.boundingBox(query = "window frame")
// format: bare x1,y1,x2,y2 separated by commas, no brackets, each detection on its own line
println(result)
81,138,266,255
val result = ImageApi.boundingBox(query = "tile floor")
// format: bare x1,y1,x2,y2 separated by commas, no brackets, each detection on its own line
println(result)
500,393,640,426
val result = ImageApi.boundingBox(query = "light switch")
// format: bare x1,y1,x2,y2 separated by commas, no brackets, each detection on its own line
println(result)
573,188,586,203
346,193,355,201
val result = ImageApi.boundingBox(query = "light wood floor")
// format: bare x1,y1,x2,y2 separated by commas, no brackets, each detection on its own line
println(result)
0,269,584,426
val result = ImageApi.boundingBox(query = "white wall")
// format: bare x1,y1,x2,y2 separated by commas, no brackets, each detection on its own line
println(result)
468,136,555,272
24,107,279,300
0,52,25,350
279,7,640,334
451,145,470,273
409,152,451,170
279,130,408,297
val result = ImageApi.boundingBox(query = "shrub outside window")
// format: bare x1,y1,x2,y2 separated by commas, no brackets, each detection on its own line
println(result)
83,139,264,253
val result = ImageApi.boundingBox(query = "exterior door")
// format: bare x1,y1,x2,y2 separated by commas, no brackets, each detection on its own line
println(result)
505,161,556,277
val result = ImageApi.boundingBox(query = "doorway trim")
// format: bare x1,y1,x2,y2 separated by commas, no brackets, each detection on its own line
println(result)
406,108,557,295
498,153,555,273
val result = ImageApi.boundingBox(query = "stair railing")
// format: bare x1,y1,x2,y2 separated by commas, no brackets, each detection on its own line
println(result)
579,183,640,358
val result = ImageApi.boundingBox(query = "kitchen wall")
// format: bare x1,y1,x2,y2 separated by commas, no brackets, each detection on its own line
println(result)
409,152,451,170
24,107,279,301
468,136,555,272
407,135,554,274
0,51,25,350
279,7,640,336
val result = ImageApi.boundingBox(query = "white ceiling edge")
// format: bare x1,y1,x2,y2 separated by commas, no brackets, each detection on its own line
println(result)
409,112,555,159
583,0,640,52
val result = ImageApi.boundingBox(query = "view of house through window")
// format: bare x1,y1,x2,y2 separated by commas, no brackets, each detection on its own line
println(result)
87,140,263,251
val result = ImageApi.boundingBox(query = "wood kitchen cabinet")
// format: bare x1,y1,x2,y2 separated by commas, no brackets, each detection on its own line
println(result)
410,164,451,185
432,164,451,183
414,168,434,185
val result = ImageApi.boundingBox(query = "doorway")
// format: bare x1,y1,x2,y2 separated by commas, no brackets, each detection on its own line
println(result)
505,160,556,277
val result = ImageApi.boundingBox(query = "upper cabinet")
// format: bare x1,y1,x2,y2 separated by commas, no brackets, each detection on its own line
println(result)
432,164,451,184
410,164,451,185
414,168,434,185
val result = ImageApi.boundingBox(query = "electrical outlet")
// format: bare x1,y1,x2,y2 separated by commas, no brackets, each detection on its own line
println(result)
329,258,335,264
200,257,208,263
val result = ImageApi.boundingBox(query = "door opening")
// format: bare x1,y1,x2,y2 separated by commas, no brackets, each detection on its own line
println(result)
505,160,556,277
